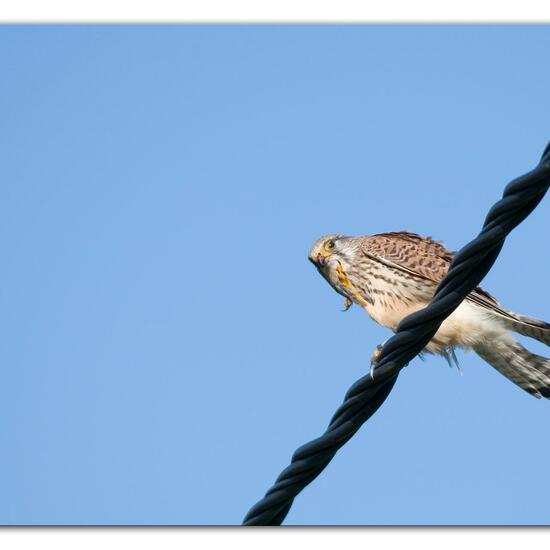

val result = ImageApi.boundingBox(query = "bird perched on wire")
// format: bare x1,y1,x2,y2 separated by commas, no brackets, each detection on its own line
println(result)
309,231,550,398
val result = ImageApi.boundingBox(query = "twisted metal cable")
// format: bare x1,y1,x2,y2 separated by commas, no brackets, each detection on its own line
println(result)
243,143,550,526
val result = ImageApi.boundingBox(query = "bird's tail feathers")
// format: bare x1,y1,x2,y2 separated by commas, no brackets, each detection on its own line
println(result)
474,337,550,399
501,310,550,346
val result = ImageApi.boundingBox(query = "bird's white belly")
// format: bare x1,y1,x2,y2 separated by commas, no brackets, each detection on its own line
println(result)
364,297,500,353
431,300,502,351
362,274,428,330
365,298,420,330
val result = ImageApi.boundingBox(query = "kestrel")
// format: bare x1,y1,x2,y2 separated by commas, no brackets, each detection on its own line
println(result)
309,231,550,398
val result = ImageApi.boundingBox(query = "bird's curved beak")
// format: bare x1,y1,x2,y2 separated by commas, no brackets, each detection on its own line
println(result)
309,252,328,267
315,252,328,267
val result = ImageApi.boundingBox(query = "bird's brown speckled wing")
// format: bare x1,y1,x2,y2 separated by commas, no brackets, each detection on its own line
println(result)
360,231,512,314
360,231,454,284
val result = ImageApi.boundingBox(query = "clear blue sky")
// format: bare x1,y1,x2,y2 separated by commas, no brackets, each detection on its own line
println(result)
1,25,550,525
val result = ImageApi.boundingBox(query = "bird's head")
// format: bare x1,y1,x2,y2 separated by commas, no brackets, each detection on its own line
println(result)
308,234,360,299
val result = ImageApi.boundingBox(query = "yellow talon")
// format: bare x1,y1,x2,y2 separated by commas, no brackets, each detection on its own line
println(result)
336,263,370,308
336,263,352,288
342,297,353,311
371,343,384,367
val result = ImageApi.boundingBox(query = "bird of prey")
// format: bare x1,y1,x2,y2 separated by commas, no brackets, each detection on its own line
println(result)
308,231,550,398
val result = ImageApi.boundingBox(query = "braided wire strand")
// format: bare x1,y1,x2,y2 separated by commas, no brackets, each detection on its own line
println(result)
243,143,550,526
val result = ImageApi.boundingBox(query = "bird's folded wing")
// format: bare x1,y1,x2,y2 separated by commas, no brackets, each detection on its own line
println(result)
361,230,513,318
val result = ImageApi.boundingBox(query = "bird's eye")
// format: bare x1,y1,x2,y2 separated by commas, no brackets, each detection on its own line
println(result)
324,240,335,252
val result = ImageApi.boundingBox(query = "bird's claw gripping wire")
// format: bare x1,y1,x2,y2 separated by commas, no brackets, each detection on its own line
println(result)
370,338,411,380
370,341,385,379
